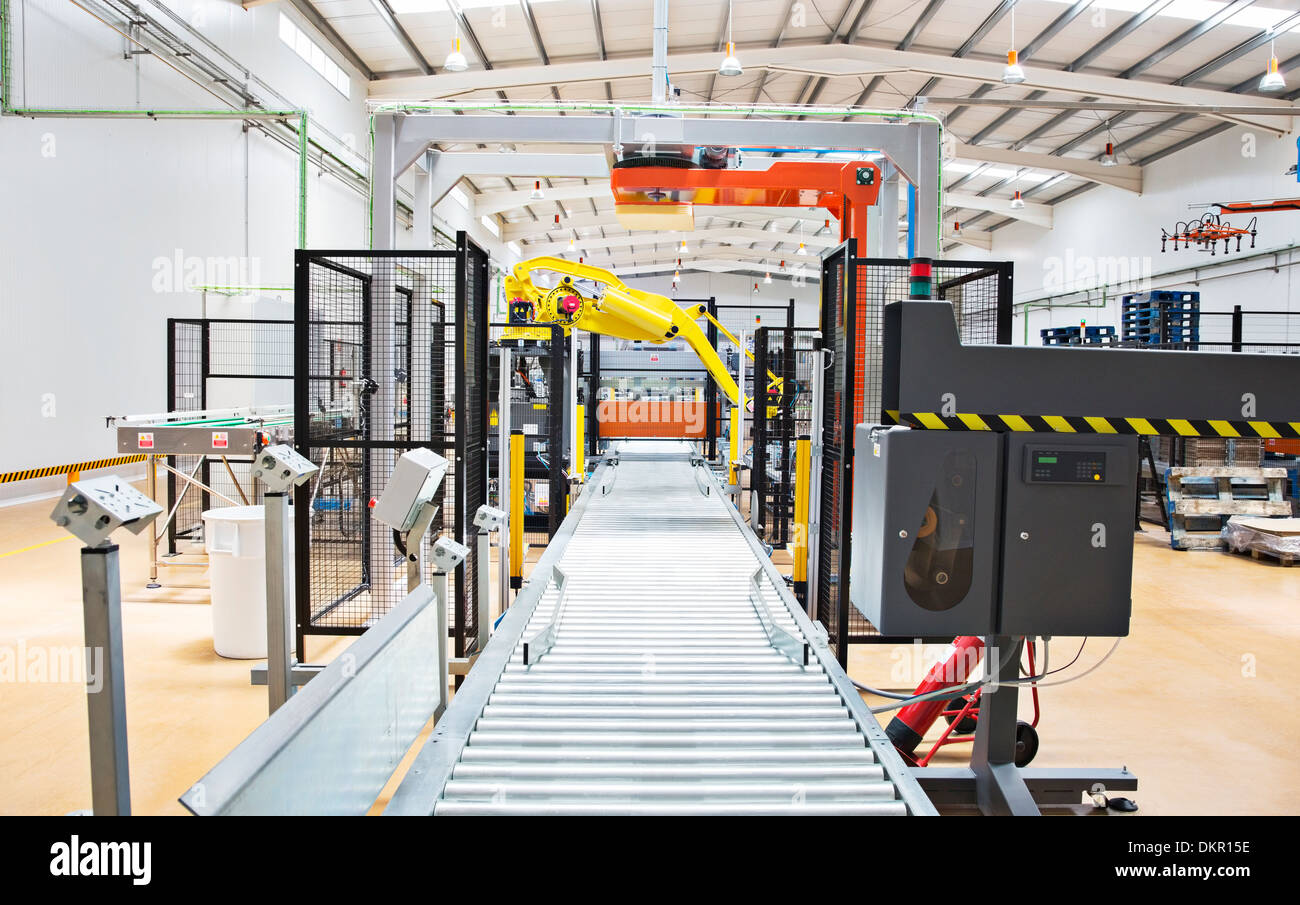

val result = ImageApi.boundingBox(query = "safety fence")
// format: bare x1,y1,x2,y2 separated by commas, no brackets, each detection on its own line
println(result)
165,318,294,552
489,323,567,552
293,235,489,661
816,246,1015,663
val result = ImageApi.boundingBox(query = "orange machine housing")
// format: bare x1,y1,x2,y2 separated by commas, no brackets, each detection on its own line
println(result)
610,159,883,248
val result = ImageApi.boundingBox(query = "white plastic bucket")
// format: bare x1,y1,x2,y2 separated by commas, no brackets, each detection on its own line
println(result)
202,505,292,659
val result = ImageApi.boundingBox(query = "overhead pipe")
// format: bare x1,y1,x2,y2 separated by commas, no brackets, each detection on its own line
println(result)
651,0,669,104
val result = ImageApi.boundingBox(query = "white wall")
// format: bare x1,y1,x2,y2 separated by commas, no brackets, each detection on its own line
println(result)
0,0,370,497
987,124,1300,345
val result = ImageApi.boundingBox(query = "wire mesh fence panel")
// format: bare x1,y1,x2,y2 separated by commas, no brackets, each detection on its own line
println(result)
489,323,565,553
815,253,1014,657
587,297,717,446
165,318,293,553
294,241,486,658
457,238,491,656
752,327,818,547
710,302,794,464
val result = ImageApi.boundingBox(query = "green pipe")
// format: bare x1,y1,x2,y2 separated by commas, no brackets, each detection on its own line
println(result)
297,111,308,247
0,4,313,247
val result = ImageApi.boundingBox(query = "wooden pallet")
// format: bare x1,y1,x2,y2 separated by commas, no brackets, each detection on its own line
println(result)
1235,547,1297,567
1166,467,1290,550
1225,516,1300,566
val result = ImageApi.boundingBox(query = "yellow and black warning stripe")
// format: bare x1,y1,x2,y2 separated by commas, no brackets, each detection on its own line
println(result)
0,454,148,485
884,411,1300,439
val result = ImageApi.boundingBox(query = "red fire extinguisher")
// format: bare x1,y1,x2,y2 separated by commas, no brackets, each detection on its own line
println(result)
885,636,985,755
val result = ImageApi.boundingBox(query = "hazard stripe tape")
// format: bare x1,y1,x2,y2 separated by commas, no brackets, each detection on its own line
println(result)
884,413,1300,439
0,454,148,485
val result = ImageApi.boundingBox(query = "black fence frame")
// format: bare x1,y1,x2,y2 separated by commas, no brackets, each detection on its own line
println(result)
490,322,567,540
816,249,1015,664
164,317,294,552
707,300,796,465
292,236,489,660
751,326,820,548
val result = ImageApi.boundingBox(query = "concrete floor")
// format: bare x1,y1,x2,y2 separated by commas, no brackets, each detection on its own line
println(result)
1,485,1297,815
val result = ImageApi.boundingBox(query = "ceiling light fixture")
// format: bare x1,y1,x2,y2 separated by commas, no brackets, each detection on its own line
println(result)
530,180,544,200
719,1,742,76
444,19,468,74
1010,190,1025,210
763,272,772,284
1003,7,1025,85
1260,40,1286,92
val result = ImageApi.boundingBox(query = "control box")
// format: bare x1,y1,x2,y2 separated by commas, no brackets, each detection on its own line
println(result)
372,448,449,533
50,476,163,547
999,434,1136,636
850,427,1137,638
850,425,1001,637
252,445,319,493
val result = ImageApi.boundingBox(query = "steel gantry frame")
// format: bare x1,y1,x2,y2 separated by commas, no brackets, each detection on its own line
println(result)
369,107,945,260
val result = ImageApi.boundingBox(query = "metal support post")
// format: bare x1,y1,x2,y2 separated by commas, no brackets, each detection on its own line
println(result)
792,435,811,606
509,429,525,590
498,346,512,612
431,568,451,719
475,529,491,653
146,456,160,588
971,635,1039,816
264,492,294,714
80,544,131,816
806,349,826,617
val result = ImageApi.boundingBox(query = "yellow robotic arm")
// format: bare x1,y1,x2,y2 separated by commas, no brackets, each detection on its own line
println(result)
503,256,778,408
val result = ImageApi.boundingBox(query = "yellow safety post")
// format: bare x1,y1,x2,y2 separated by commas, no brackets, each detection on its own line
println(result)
729,405,741,485
575,404,585,483
509,429,524,590
792,434,811,605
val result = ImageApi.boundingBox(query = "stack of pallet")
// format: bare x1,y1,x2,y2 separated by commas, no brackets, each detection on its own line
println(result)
1040,325,1116,346
1165,467,1291,550
1121,290,1200,347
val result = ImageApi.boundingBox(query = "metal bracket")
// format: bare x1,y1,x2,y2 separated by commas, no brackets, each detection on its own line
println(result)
521,566,569,666
748,569,809,667
250,663,325,686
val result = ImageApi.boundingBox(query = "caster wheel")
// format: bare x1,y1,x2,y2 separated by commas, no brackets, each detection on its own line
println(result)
1014,720,1039,767
942,696,978,734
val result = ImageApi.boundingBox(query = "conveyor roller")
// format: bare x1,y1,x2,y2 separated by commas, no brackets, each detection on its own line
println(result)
390,441,933,816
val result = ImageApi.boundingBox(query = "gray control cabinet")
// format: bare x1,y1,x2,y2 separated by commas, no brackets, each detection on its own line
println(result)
999,434,1136,636
850,426,1137,638
850,425,1000,636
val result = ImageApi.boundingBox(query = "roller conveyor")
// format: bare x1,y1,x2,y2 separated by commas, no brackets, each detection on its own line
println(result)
389,441,934,816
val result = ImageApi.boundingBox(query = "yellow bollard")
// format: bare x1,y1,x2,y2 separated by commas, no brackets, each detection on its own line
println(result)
574,404,585,484
729,405,741,486
509,429,524,590
792,434,811,605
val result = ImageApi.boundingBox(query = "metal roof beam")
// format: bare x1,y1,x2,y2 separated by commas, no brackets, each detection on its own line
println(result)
476,182,612,216
368,44,1294,132
368,0,434,75
953,141,1142,193
1117,0,1255,80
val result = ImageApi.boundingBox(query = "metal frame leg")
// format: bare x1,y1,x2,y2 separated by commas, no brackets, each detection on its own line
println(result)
971,635,1039,816
431,569,450,720
475,530,491,653
80,544,131,815
264,492,294,714
146,456,160,588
